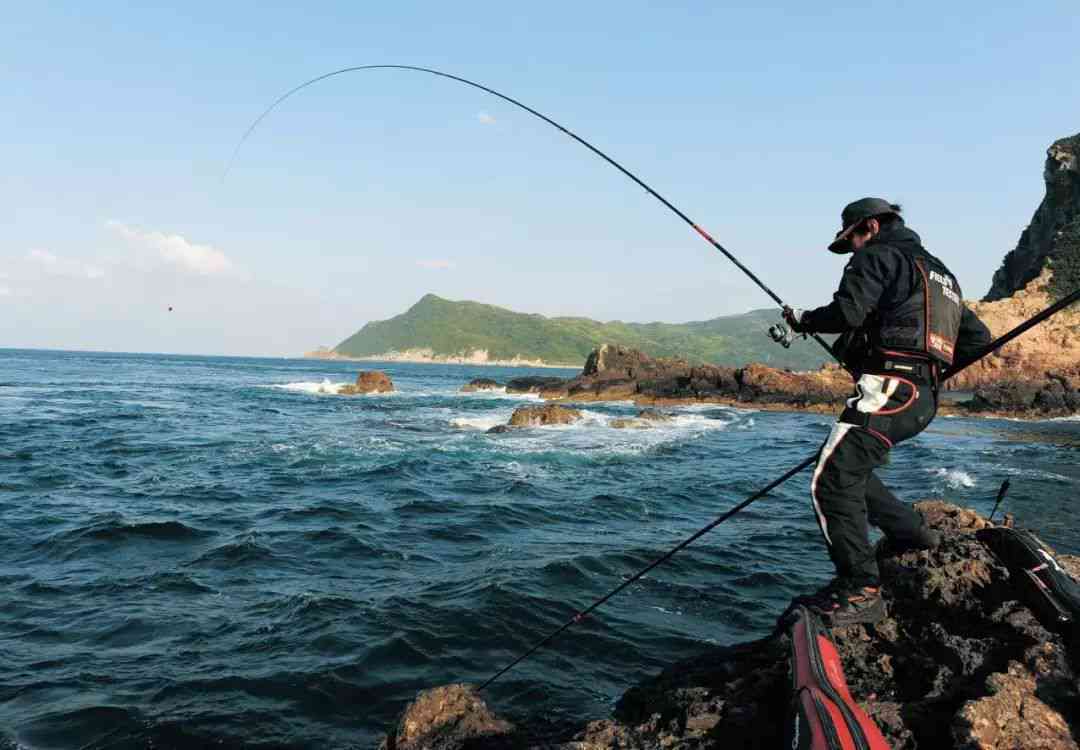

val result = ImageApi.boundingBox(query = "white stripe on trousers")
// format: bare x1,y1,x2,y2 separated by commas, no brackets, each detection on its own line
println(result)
811,374,897,547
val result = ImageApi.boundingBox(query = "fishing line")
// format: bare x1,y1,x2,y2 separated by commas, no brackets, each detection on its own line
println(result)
475,286,1080,691
226,64,837,360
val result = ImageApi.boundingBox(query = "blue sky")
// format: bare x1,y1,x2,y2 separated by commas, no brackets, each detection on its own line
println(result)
3,1,1078,356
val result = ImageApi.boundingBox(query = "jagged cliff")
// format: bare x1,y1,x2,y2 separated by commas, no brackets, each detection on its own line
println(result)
947,268,1080,397
986,133,1080,301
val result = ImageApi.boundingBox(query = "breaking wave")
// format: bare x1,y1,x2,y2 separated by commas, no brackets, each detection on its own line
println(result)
266,379,349,395
928,467,977,489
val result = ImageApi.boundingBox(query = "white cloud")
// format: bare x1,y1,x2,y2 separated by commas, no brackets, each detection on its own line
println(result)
26,248,106,280
105,220,237,276
0,286,10,296
416,259,455,270
476,111,496,125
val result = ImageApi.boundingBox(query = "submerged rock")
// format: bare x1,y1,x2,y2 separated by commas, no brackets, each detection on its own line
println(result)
382,501,1080,749
340,370,394,394
507,404,582,427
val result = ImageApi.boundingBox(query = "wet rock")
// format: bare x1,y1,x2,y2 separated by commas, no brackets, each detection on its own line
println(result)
462,378,503,393
583,344,689,381
557,345,851,409
566,378,637,402
340,370,394,394
507,404,582,427
964,372,1080,417
505,376,569,396
486,424,512,434
382,684,515,750
968,380,1041,412
609,418,651,429
734,362,849,407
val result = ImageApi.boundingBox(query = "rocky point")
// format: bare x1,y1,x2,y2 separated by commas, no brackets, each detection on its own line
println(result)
381,502,1079,750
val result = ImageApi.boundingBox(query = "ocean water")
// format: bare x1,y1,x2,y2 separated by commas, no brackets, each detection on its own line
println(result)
1,349,1077,748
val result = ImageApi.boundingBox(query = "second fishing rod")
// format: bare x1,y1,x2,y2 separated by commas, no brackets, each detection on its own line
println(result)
477,284,1080,691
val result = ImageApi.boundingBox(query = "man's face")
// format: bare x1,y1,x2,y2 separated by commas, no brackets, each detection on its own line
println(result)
849,218,879,251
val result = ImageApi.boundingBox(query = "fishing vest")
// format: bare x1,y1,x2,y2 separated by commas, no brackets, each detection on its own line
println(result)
870,245,963,367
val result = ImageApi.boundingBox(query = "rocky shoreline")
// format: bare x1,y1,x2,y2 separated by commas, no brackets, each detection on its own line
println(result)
381,502,1080,749
463,344,1080,420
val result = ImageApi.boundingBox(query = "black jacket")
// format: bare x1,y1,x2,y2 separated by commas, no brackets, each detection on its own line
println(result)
801,223,991,367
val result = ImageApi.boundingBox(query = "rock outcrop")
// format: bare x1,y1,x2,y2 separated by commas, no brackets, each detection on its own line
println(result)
946,269,1080,400
382,502,1080,750
507,404,583,427
512,345,852,412
505,377,572,396
381,684,514,750
340,370,394,394
488,336,1080,417
462,378,503,393
987,132,1080,301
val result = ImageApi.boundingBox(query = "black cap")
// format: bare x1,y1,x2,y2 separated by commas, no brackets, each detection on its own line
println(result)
828,197,901,253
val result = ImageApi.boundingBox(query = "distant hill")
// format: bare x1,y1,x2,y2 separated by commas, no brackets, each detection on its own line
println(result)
330,294,831,370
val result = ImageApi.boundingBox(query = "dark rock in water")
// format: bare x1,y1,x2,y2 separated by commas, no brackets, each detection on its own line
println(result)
567,378,637,402
964,373,1080,417
505,376,569,396
381,684,515,750
486,424,512,434
583,344,688,381
462,378,503,393
554,345,852,410
969,380,1041,412
340,370,395,395
609,418,650,430
384,502,1080,749
507,404,582,427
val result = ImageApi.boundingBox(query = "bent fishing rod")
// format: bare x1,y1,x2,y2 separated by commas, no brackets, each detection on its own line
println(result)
477,285,1080,692
226,64,837,360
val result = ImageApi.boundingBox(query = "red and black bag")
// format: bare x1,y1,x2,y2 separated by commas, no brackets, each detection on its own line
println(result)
785,606,890,750
977,526,1080,640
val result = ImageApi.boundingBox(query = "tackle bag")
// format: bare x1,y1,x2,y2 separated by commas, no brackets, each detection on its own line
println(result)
977,526,1080,639
785,606,890,750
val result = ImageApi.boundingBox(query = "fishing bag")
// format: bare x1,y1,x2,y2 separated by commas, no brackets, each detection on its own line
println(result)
785,606,890,750
977,526,1080,639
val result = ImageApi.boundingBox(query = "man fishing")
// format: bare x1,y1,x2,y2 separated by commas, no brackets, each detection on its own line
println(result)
780,197,991,627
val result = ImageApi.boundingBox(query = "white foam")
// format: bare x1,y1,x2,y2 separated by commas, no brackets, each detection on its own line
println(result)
450,415,507,431
267,379,349,395
928,467,976,489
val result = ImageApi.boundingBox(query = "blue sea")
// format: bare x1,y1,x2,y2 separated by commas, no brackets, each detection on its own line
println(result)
1,349,1077,748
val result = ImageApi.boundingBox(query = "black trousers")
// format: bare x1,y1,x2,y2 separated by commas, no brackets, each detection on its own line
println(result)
810,372,936,585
